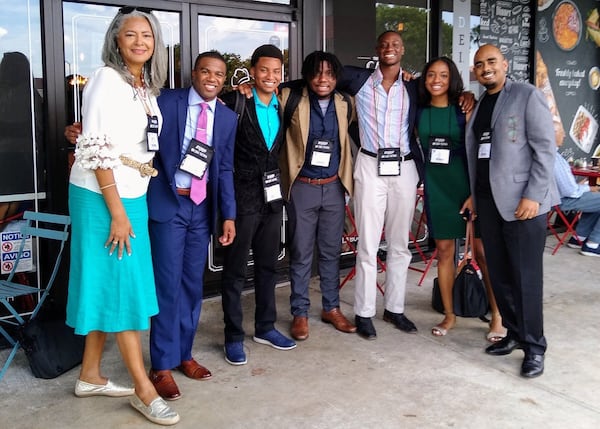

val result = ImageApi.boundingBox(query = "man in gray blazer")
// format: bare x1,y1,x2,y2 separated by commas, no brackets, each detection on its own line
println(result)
465,44,559,378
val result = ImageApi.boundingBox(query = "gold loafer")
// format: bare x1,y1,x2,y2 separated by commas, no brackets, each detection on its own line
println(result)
74,379,135,398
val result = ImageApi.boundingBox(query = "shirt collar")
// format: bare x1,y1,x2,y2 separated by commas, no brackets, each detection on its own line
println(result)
372,66,403,87
189,86,217,112
251,87,278,109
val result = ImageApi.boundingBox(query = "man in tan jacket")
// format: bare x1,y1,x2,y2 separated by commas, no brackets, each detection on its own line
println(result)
280,51,356,340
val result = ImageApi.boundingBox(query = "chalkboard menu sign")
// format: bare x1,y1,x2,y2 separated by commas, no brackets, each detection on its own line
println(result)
535,0,600,160
479,0,533,82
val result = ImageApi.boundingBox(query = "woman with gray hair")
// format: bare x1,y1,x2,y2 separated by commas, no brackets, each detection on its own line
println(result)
66,7,178,425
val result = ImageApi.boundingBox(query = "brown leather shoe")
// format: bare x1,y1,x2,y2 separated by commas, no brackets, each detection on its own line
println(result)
290,316,309,340
149,369,181,401
321,308,357,333
178,359,212,380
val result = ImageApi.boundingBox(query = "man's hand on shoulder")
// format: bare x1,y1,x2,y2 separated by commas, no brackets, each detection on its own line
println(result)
458,92,476,114
236,82,255,99
401,70,415,81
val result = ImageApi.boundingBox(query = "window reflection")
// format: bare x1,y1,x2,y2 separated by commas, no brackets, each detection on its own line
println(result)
375,2,429,73
0,0,43,306
197,15,289,91
62,2,181,124
253,0,290,3
0,0,44,213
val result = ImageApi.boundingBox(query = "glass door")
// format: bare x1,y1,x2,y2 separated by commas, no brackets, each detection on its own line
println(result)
0,0,44,209
0,0,44,320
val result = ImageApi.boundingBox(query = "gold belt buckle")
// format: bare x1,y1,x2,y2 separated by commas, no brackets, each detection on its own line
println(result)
139,159,158,178
119,155,158,178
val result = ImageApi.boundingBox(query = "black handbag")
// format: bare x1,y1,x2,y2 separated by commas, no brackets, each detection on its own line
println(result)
19,318,85,379
431,278,444,314
431,220,489,317
452,220,488,317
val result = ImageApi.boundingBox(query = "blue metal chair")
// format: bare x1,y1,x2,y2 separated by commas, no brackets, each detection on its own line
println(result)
0,211,71,380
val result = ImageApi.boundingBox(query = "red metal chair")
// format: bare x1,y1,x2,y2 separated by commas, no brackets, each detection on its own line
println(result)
408,186,437,286
340,187,437,293
546,205,582,255
340,204,385,295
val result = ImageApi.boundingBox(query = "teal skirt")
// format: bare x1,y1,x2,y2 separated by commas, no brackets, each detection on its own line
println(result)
66,184,158,335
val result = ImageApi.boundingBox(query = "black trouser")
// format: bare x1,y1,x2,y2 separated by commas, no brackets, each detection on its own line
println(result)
221,207,282,342
476,195,547,355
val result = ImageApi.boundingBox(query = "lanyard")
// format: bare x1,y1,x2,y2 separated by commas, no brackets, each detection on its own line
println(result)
133,86,154,116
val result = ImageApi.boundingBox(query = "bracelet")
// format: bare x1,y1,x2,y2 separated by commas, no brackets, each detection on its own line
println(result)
99,183,116,190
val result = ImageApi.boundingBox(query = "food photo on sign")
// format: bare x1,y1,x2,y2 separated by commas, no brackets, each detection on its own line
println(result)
535,0,600,161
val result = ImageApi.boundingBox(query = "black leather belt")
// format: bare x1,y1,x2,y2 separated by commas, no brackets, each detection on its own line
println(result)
360,147,413,161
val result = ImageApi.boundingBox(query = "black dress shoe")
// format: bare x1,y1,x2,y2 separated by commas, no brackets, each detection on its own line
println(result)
485,336,522,356
355,316,377,340
382,310,417,333
521,353,544,378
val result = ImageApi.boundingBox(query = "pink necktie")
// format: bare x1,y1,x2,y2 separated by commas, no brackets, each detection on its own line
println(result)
190,102,209,205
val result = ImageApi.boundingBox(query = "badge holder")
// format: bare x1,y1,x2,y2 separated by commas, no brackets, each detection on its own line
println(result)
147,115,160,151
478,129,492,160
428,136,451,164
310,139,333,168
377,148,401,176
179,138,214,179
263,170,283,203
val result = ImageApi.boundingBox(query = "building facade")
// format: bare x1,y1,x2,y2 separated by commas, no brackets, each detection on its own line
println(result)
1,0,597,306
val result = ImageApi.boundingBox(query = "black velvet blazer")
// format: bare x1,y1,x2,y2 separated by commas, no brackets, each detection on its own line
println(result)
221,91,285,215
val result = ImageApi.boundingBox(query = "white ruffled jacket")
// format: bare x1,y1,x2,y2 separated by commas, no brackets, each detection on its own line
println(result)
70,66,162,198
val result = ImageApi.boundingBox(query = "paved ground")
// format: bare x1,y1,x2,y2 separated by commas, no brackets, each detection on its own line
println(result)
1,235,599,428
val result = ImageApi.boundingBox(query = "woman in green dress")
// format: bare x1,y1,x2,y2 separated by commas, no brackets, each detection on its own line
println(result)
416,57,505,341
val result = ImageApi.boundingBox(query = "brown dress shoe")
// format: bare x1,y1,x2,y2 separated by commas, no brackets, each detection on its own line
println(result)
149,369,181,401
290,316,309,340
178,359,212,380
321,308,357,333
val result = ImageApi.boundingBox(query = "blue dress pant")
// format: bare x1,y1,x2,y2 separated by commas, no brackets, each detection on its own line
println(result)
288,179,345,316
149,195,210,370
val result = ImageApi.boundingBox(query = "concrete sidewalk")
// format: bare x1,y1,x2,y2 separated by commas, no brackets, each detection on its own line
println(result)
1,235,599,428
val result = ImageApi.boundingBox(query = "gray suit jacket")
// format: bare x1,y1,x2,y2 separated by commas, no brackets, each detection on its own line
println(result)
466,79,559,221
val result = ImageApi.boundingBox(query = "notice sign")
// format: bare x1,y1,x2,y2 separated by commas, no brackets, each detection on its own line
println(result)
1,221,32,275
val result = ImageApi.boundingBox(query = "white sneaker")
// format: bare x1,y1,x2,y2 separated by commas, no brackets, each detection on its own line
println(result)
580,243,600,257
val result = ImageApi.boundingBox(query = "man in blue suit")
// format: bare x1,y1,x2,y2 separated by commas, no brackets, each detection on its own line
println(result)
147,51,237,400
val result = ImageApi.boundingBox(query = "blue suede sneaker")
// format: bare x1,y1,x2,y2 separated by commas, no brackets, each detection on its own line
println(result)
253,329,297,350
567,237,582,248
224,341,247,365
580,242,600,257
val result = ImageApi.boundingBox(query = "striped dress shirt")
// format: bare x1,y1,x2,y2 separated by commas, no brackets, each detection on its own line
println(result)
355,67,410,155
554,150,589,199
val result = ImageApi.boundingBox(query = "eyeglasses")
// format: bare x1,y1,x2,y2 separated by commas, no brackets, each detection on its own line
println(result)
119,6,153,15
